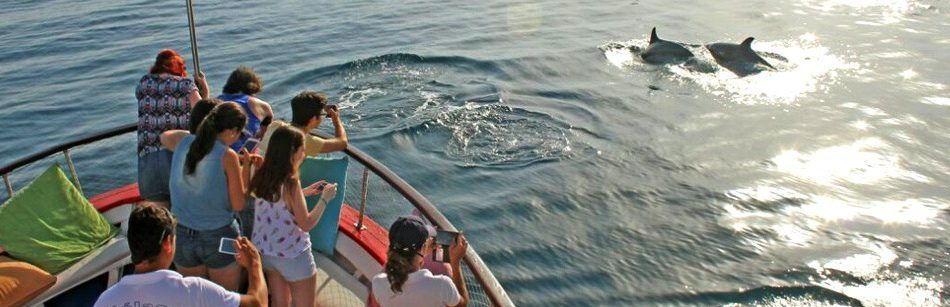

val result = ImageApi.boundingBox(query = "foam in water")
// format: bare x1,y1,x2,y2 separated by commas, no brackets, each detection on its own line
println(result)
337,87,386,109
601,42,637,68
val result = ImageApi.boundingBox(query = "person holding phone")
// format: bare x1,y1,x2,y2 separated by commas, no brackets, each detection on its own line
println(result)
371,216,470,307
160,102,263,291
95,205,267,307
218,66,273,153
258,91,348,157
248,125,339,307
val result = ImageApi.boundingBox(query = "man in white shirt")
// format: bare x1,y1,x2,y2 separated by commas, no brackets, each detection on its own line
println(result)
95,205,267,307
371,216,470,307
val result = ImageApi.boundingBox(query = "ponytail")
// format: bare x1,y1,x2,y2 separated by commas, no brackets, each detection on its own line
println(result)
385,249,417,294
185,102,247,175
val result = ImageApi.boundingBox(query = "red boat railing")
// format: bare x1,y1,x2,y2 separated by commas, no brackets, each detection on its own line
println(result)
0,123,514,307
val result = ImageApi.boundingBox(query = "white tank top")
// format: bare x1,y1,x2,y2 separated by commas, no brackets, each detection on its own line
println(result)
251,195,311,258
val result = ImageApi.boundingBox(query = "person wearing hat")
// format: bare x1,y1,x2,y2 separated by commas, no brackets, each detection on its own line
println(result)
371,216,470,307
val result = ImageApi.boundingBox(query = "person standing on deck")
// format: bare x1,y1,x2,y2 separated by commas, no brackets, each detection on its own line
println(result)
160,102,263,292
218,66,273,152
218,66,273,239
136,49,209,209
249,125,340,307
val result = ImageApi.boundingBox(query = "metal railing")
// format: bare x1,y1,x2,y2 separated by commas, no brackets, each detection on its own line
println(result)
0,123,514,307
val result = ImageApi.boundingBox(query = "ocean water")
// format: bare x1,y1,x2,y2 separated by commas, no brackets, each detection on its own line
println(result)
1,0,948,305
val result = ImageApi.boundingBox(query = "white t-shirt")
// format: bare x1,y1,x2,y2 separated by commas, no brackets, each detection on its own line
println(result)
94,269,240,307
372,269,461,307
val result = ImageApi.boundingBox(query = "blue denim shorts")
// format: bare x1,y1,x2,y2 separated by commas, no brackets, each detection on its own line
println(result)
173,221,239,269
236,199,255,238
137,149,173,201
262,251,317,282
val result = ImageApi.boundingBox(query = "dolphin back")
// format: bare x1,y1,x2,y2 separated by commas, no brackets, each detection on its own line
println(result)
641,27,695,64
741,37,776,70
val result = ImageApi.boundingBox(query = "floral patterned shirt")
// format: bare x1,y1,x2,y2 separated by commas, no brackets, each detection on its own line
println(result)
136,74,196,157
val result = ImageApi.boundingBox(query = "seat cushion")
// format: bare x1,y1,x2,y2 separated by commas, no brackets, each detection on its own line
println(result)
299,156,348,255
0,164,118,273
0,256,56,307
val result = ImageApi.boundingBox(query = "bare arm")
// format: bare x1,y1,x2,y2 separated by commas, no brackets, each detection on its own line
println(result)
248,97,274,124
234,237,268,307
286,181,335,231
222,150,247,212
160,130,191,152
449,234,470,307
318,107,348,153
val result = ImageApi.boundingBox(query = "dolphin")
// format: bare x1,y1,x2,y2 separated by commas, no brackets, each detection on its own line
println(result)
639,27,695,65
705,37,776,77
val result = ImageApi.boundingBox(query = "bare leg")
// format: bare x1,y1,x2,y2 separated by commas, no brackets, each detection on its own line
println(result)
208,263,243,291
176,264,208,279
289,273,317,307
266,269,291,307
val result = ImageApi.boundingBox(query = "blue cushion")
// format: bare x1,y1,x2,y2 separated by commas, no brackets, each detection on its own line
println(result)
298,156,348,255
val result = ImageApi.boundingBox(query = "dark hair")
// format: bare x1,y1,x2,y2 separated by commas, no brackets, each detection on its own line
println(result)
384,217,430,293
248,126,304,202
189,98,221,134
222,66,263,95
128,204,177,264
149,49,187,77
290,91,328,126
185,102,247,175
385,249,417,294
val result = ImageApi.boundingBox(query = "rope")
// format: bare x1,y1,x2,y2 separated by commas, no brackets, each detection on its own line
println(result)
185,0,201,74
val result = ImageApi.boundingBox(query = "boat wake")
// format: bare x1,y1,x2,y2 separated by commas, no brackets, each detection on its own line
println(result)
288,53,591,169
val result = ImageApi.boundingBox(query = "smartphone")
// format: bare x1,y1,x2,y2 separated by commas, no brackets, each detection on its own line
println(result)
435,230,458,262
218,237,238,255
324,105,338,118
241,138,260,153
435,230,458,246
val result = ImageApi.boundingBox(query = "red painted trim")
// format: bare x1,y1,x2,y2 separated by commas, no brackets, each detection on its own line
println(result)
339,204,389,265
82,183,392,280
88,183,142,213
83,184,391,266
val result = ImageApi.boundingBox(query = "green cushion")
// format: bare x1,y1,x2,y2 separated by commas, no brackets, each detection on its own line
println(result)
0,164,118,274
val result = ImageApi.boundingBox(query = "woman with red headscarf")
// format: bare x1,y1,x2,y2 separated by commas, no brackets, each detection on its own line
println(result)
137,49,209,209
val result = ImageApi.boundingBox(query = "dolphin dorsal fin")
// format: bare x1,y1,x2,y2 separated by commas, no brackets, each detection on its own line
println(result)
741,37,755,48
650,27,658,44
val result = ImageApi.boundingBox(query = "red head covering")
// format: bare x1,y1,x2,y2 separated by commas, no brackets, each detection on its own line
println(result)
149,49,188,77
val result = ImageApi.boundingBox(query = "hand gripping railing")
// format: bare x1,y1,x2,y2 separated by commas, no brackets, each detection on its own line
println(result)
0,123,514,306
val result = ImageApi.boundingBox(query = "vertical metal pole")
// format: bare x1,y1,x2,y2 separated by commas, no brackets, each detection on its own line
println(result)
354,168,369,231
64,149,83,197
3,174,13,199
186,0,201,75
